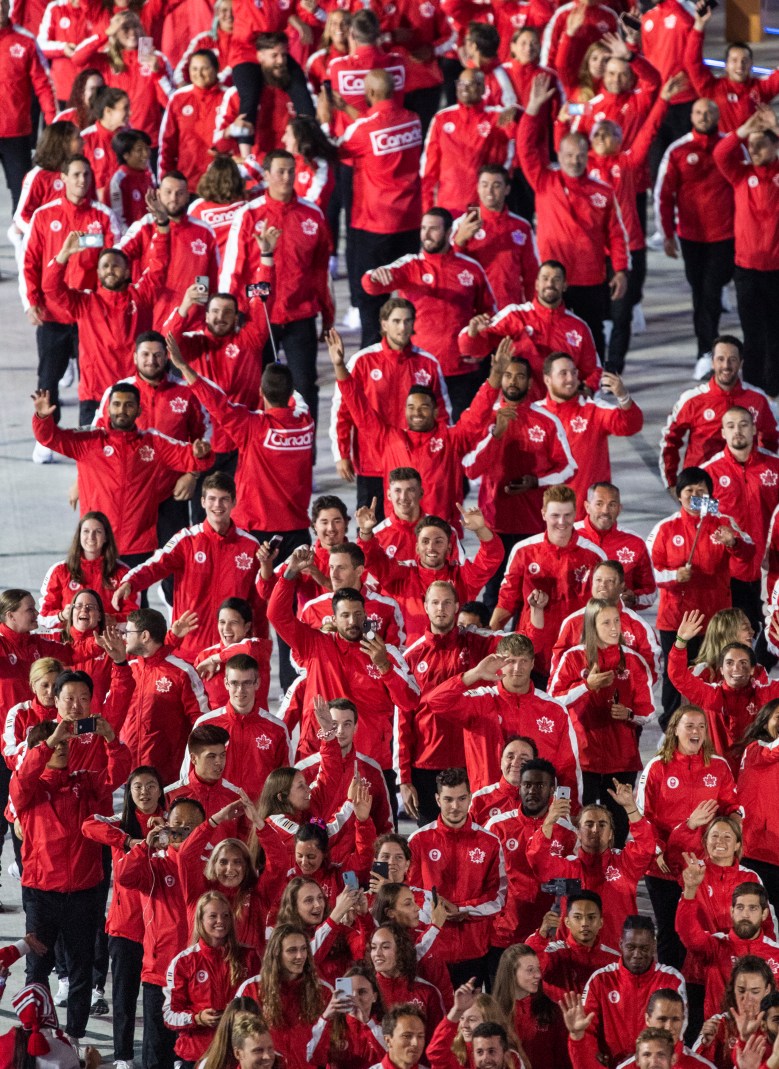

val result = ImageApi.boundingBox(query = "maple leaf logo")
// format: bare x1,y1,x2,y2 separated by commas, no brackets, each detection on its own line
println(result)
301,218,318,236
138,445,155,462
761,470,779,488
590,192,608,208
468,848,486,863
616,547,635,565
9,44,25,58
225,344,240,359
702,774,717,788
234,552,253,571
169,396,188,413
191,239,207,256
565,330,582,347
604,865,621,882
574,565,589,584
528,425,545,443
457,270,475,287
256,734,271,750
623,630,635,645
570,416,588,433
511,230,527,245
536,716,554,734
414,368,431,386
156,676,173,693
429,437,444,454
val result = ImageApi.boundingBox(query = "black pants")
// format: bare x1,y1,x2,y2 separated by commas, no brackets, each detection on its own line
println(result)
328,163,356,304
445,365,489,422
506,167,535,225
685,983,705,1049
734,266,779,395
659,629,703,730
356,474,385,522
352,226,419,349
644,875,685,971
731,578,763,638
440,57,463,106
36,322,78,423
251,527,311,693
581,770,637,850
607,249,646,373
0,134,31,213
404,85,442,138
410,767,443,828
190,449,238,525
383,768,398,830
649,99,693,184
680,238,735,358
565,282,609,360
23,883,102,1038
156,495,191,607
0,761,10,843
484,532,527,611
264,316,319,428
92,847,112,992
109,935,144,1060
231,62,262,139
143,981,176,1069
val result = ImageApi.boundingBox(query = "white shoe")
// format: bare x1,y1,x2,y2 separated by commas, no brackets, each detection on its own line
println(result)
59,358,76,388
6,861,19,880
340,305,360,331
54,978,69,1006
646,229,664,250
694,353,712,380
631,303,646,334
32,441,54,464
328,255,339,279
114,1061,135,1069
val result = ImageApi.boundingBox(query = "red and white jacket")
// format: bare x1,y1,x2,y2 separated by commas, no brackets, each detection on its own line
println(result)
702,446,779,582
458,296,603,401
300,587,405,649
296,744,393,837
655,128,734,244
452,205,539,310
81,120,119,198
526,929,620,1001
14,166,65,236
38,554,136,628
639,0,696,102
194,637,272,710
551,602,660,683
181,703,291,797
571,53,661,151
714,133,779,271
470,776,520,826
685,29,779,132
109,164,155,231
408,816,506,960
573,517,657,610
361,246,497,378
159,82,229,191
740,737,779,868
187,197,245,258
541,2,618,74
0,24,56,137
325,43,408,138
115,841,188,985
36,0,93,100
0,622,73,721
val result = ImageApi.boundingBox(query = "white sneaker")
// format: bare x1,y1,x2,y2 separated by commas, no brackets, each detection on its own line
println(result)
32,441,54,464
59,358,76,388
631,303,646,334
646,229,664,250
6,861,19,880
694,352,712,380
114,1061,135,1069
341,305,360,331
53,977,69,1006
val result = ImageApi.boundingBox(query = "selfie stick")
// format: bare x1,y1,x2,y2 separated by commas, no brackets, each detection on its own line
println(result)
258,286,280,364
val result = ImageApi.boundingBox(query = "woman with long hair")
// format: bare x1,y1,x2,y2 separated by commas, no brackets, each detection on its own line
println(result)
550,597,655,847
189,157,247,256
304,9,348,96
367,922,445,1041
12,121,82,241
236,923,330,1069
695,957,775,1068
738,699,779,910
556,32,609,103
428,980,526,1069
39,512,136,628
492,944,569,1067
57,67,105,128
693,608,763,682
307,965,387,1069
198,997,261,1069
194,597,271,709
276,875,368,984
372,882,453,1007
82,766,165,1067
80,85,131,200
635,703,740,971
0,590,74,717
2,657,63,770
281,115,337,214
164,891,259,1068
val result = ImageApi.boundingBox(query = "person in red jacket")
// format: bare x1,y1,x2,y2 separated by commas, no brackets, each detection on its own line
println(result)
11,716,131,1046
182,653,291,797
659,337,779,492
193,597,272,708
739,701,779,911
31,384,212,564
80,86,130,203
491,943,571,1068
713,106,779,395
108,128,155,232
0,590,72,730
373,467,427,563
164,724,243,831
656,99,735,370
218,150,334,427
159,50,228,192
368,922,446,1043
408,768,506,988
459,259,603,401
471,736,537,826
518,72,629,358
361,205,497,417
575,487,657,610
540,0,618,79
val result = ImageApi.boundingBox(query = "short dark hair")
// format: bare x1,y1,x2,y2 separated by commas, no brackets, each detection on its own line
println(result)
594,559,625,582
188,724,230,754
329,542,365,568
218,596,252,623
414,515,451,538
503,734,538,757
520,757,556,780
389,467,422,486
190,47,219,71
407,383,436,403
675,466,713,498
329,698,358,721
110,382,141,405
567,889,603,915
436,767,470,792
168,796,206,821
224,653,259,676
135,330,166,351
477,163,510,182
459,600,490,627
466,21,499,57
623,915,655,936
261,363,294,408
712,334,743,359
588,481,620,499
381,1003,426,1038
160,169,188,185
540,259,566,278
374,833,411,861
312,495,349,524
28,720,58,748
92,86,128,118
635,1028,673,1058
207,292,238,314
761,992,779,1012
54,669,94,699
332,587,364,613
256,31,288,50
508,355,532,378
380,297,415,323
542,350,575,377
127,607,167,645
350,9,380,42
719,641,756,668
423,206,453,230
99,246,130,270
203,472,236,498
733,881,768,910
111,127,151,162
62,153,91,175
725,40,753,61
472,1022,508,1048
262,149,295,171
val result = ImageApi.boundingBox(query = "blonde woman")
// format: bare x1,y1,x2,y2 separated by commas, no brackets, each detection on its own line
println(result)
427,979,527,1069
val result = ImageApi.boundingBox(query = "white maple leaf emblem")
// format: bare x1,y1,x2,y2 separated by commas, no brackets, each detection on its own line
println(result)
9,44,25,58
604,865,621,882
702,774,717,788
565,330,582,347
528,425,545,443
225,344,240,359
156,676,173,693
429,437,444,454
623,630,635,645
468,848,486,863
457,270,474,287
616,547,635,565
511,230,527,245
191,239,207,256
590,192,608,208
570,416,588,433
255,734,271,750
301,218,318,236
761,470,778,487
574,566,589,584
169,396,188,413
234,552,253,571
413,369,431,386
138,445,155,462
536,716,554,734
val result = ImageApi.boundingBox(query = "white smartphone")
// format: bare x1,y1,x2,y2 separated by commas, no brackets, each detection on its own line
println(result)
555,786,571,801
138,37,155,64
335,977,353,996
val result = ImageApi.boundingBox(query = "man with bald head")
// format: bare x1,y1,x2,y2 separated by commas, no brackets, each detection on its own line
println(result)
329,67,423,346
656,97,735,374
518,72,629,357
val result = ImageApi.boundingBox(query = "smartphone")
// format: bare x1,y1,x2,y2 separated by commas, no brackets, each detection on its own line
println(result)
362,618,376,641
168,826,190,843
431,885,439,908
372,861,390,879
323,78,334,103
620,12,641,30
555,785,571,801
568,103,585,116
76,717,97,734
268,534,284,551
335,976,353,996
78,233,104,249
246,281,271,301
138,36,155,63
155,829,170,847
342,870,359,891
467,203,479,213
194,276,210,305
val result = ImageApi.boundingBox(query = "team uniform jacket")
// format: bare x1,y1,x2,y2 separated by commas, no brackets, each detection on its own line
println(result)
579,959,687,1068
189,377,314,534
572,54,661,151
659,376,778,489
307,1015,385,1069
527,817,657,949
187,197,245,257
685,30,779,132
300,588,405,649
470,776,520,826
452,205,539,309
14,166,65,235
326,44,408,139
464,400,576,535
373,514,422,563
37,0,94,100
424,673,581,797
108,164,155,231
0,622,73,720
20,196,119,319
639,0,696,103
361,246,496,378
32,414,211,555
42,237,168,402
2,695,50,770
121,644,209,785
486,806,578,945
38,555,136,628
713,133,779,271
646,508,754,630
551,602,660,683
296,744,393,837
458,296,602,400
527,930,620,1001
358,533,504,645
338,373,497,527
119,212,218,328
121,521,261,661
10,737,131,892
397,626,499,783
0,23,55,137
740,737,779,868
420,102,514,215
158,82,229,191
541,2,618,74
165,772,242,839
331,339,451,480
408,816,506,960
502,57,562,110
380,0,451,89
181,703,291,797
219,194,334,324
611,1044,716,1069
81,120,120,197
268,575,419,768
702,446,779,581
655,129,734,244
496,531,607,674
517,111,630,287
338,98,422,233
194,637,271,709
549,644,655,774
174,28,230,86
235,976,334,1069
575,518,657,609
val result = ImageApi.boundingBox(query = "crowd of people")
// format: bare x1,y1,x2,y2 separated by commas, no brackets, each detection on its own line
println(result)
2,0,779,1066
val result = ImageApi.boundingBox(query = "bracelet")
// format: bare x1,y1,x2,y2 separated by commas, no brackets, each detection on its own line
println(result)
208,816,218,827
316,726,337,740
625,809,639,817
617,393,631,406
260,253,274,259
675,636,688,647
